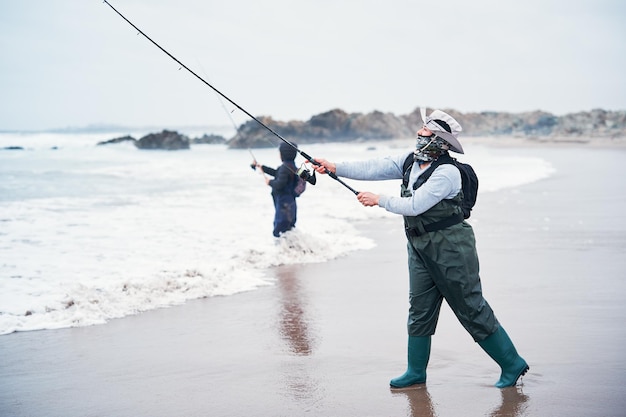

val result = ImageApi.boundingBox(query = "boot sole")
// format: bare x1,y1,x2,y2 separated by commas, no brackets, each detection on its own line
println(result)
389,381,426,390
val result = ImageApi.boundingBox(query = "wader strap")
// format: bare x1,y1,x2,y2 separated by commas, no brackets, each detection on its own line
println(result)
405,212,464,238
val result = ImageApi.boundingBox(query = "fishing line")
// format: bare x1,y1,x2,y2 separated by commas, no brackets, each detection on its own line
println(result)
195,59,239,134
248,149,267,181
102,0,358,195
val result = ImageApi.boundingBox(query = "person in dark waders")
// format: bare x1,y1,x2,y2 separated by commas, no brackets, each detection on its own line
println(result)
253,142,298,237
312,109,529,388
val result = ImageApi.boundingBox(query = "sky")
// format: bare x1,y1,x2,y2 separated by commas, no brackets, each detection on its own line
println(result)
1,0,625,132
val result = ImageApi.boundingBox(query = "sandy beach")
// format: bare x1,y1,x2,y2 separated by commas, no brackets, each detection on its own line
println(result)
1,144,625,417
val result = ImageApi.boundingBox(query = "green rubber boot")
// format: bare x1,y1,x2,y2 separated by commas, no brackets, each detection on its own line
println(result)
390,336,431,388
478,326,529,388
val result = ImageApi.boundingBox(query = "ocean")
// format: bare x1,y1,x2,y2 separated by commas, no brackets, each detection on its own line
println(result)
0,132,555,335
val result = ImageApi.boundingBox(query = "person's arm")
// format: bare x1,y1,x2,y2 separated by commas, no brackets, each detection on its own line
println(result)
268,165,292,191
312,153,461,215
377,165,461,216
312,152,410,180
312,153,410,208
260,165,277,177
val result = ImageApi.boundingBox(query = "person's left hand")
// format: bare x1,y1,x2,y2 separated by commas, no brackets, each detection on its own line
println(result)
357,192,379,207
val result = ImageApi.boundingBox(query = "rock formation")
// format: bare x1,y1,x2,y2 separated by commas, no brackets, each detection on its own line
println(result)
227,108,626,148
135,130,190,150
97,135,136,146
191,134,226,144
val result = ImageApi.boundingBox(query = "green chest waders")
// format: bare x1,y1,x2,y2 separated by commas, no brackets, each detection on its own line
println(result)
394,184,528,388
401,183,498,341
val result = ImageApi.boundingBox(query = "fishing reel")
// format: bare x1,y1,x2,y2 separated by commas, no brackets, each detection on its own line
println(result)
297,163,317,185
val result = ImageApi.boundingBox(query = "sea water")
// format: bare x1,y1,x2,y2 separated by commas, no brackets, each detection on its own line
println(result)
0,132,554,334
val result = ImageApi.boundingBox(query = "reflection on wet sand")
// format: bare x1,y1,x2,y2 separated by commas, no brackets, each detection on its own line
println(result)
275,264,531,416
392,385,530,417
392,385,437,417
489,386,530,417
276,265,315,355
275,265,324,405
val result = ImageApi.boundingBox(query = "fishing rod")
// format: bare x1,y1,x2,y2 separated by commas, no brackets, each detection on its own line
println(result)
102,0,358,195
248,149,266,179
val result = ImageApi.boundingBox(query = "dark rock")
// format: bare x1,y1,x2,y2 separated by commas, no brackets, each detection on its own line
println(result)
228,116,296,149
97,135,136,146
191,134,226,144
350,110,413,140
228,109,414,148
135,130,190,150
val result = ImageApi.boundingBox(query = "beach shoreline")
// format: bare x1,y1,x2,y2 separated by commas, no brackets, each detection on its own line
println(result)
464,135,626,148
1,145,625,417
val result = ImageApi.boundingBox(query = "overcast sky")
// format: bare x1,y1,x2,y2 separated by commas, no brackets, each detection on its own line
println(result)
1,0,625,132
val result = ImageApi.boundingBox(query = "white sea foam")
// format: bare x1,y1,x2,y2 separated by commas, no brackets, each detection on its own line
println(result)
0,133,554,334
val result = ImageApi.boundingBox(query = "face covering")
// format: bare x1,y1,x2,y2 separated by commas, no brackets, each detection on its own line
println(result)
413,134,449,162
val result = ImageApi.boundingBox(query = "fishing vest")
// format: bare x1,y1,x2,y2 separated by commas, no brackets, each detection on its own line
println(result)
401,154,464,238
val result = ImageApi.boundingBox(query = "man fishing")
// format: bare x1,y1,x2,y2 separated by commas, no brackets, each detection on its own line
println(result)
252,142,299,237
311,109,529,388
102,3,527,387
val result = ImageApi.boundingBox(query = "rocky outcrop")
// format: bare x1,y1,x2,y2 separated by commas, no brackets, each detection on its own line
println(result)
228,108,626,148
93,108,625,150
435,108,626,138
228,109,414,148
97,135,136,146
191,133,226,144
99,131,226,149
135,130,190,150
551,109,626,137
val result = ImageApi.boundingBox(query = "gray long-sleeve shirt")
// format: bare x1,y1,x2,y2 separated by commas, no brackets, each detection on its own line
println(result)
335,151,462,216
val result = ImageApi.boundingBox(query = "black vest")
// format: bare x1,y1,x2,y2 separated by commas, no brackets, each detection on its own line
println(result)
401,154,464,238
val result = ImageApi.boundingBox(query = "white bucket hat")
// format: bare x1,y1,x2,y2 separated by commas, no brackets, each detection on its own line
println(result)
420,108,464,154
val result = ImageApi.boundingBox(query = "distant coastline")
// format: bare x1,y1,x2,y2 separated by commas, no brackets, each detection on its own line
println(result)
2,108,625,149
227,107,626,148
0,124,235,136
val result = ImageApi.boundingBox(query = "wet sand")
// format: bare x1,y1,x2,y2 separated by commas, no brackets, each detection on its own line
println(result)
1,146,625,417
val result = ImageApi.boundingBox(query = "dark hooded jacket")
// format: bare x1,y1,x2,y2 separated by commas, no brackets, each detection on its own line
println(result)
261,142,298,236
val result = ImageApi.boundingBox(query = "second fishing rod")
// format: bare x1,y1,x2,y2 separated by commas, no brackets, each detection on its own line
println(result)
102,0,358,195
